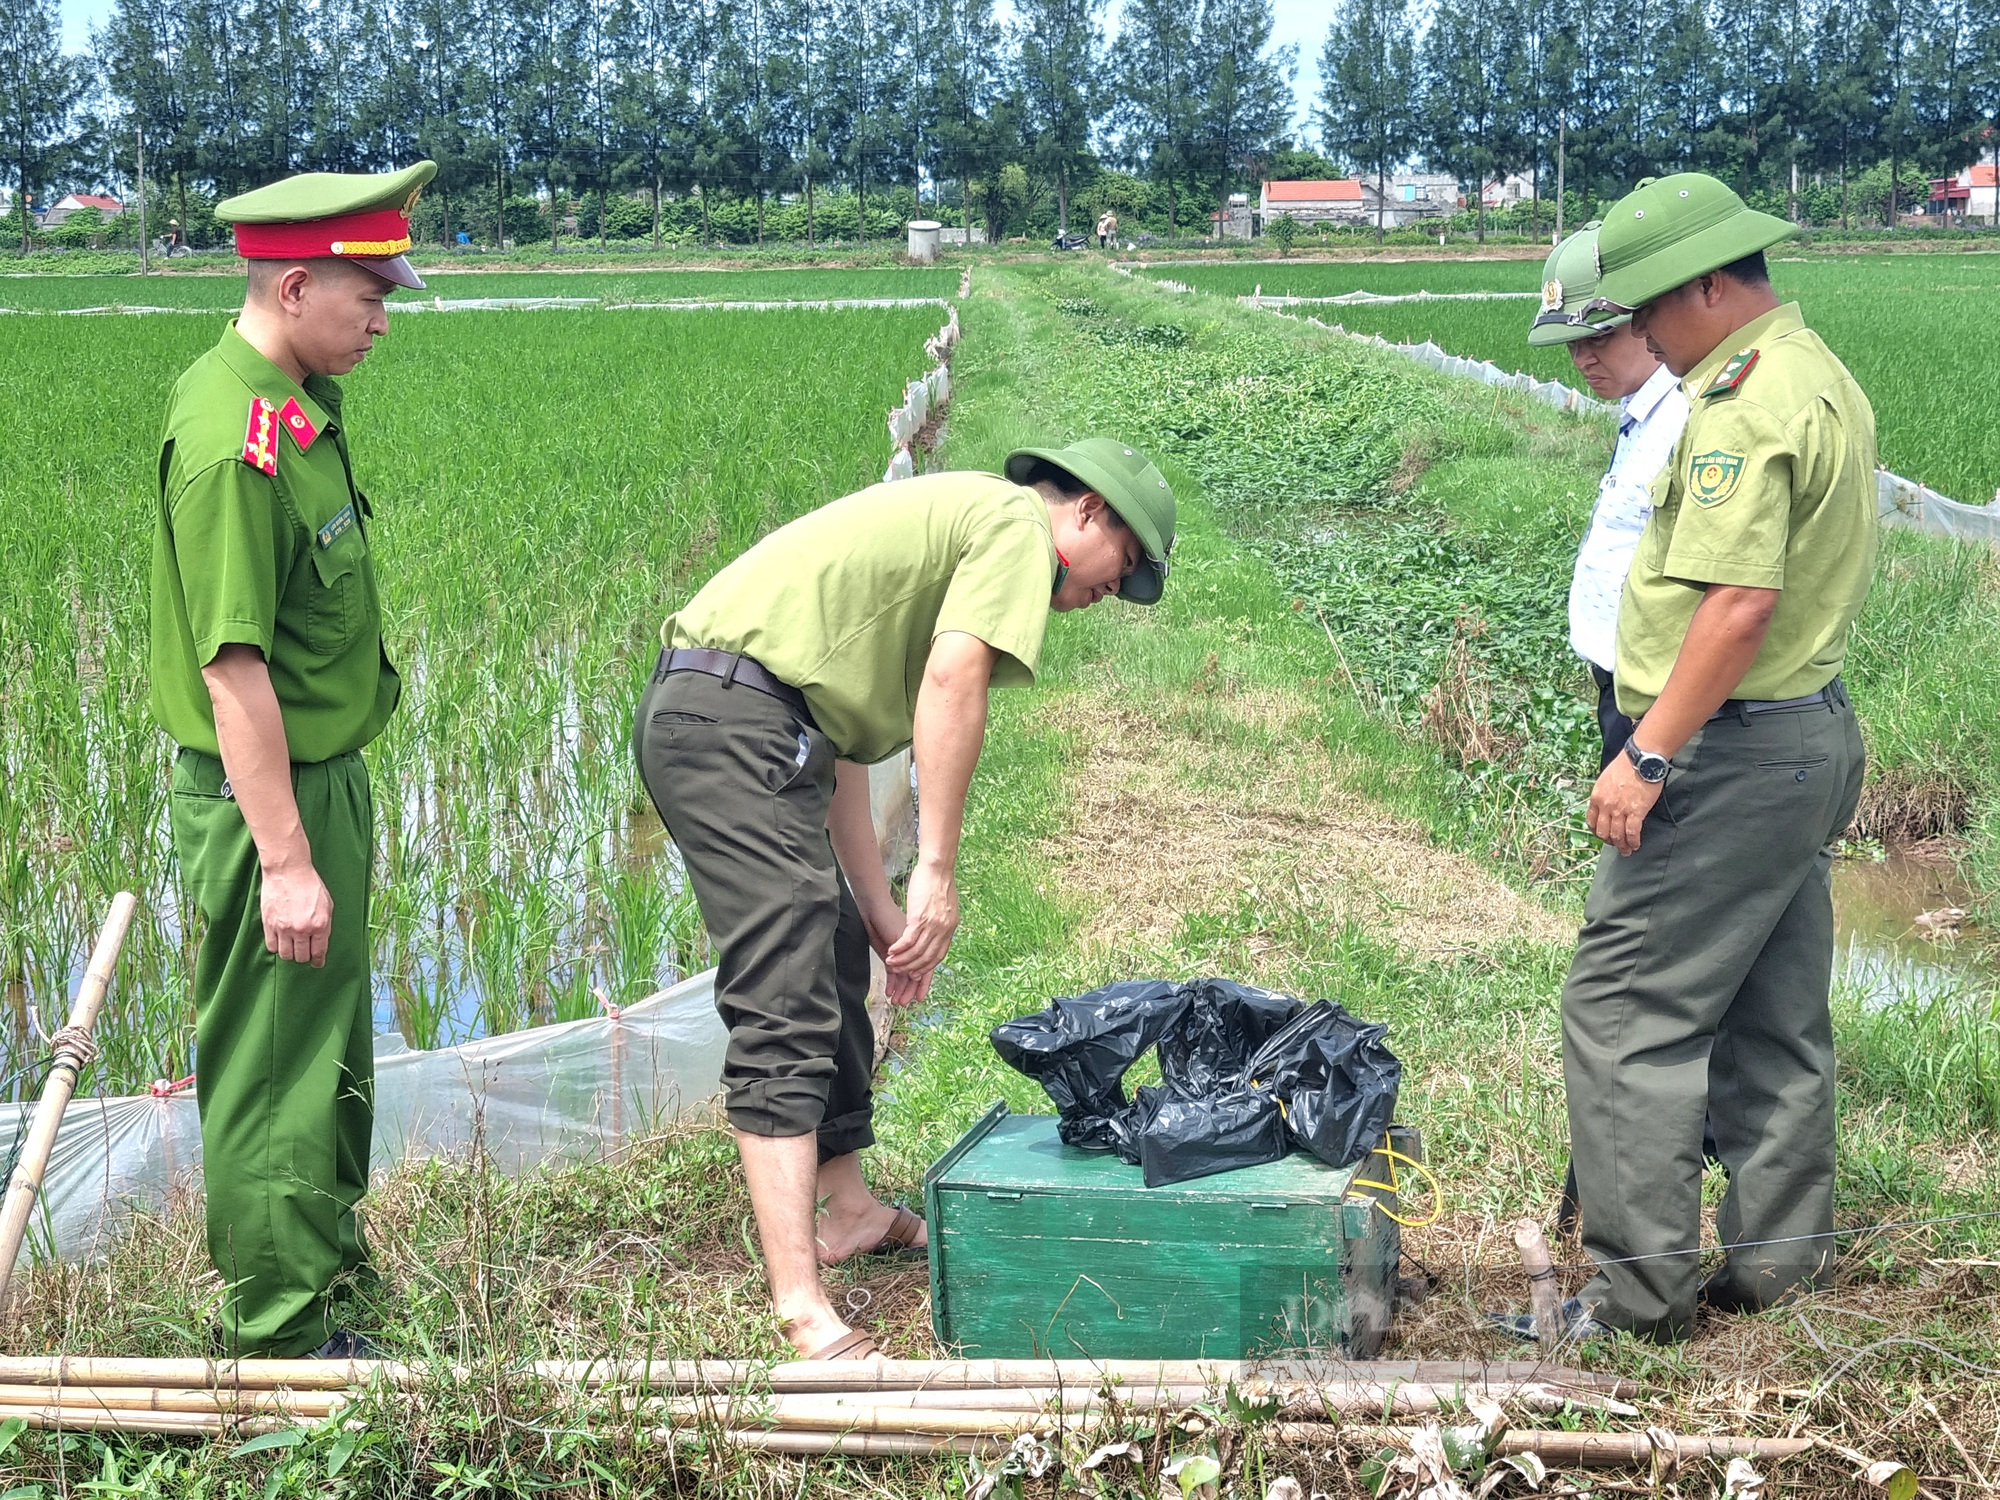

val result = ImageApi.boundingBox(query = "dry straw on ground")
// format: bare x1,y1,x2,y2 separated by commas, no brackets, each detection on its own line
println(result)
1038,687,1570,960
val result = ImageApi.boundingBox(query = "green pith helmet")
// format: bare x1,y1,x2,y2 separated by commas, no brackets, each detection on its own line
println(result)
1005,438,1177,604
1527,223,1631,347
217,162,438,290
1594,173,1797,311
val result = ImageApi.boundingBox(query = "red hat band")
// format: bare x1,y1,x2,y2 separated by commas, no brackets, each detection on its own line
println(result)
234,207,412,260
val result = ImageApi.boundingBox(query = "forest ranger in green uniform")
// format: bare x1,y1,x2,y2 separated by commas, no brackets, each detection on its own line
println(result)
1548,174,1877,1342
636,443,1176,1360
149,163,434,1358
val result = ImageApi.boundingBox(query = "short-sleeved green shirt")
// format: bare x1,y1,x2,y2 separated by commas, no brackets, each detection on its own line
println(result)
149,323,400,762
664,471,1058,763
1614,303,1877,717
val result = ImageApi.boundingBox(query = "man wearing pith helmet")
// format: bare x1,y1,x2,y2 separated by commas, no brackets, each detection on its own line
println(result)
1555,173,1875,1342
149,162,433,1357
1526,223,1687,772
636,441,1175,1360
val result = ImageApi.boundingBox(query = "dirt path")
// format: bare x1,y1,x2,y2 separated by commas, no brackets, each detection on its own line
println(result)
1037,685,1571,960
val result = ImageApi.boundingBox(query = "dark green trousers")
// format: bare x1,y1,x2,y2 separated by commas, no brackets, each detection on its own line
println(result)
171,748,376,1357
1562,694,1864,1339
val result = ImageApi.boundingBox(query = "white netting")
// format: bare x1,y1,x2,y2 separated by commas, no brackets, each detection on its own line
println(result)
881,303,959,483
0,972,729,1263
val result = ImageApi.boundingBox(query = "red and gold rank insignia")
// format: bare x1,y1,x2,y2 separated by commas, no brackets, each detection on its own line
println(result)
240,397,278,477
278,396,319,451
1699,346,1760,399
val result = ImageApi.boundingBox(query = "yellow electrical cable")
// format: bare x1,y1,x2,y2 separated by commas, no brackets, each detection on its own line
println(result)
1349,1135,1442,1228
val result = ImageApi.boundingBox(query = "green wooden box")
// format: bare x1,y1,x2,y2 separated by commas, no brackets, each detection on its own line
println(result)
925,1102,1404,1360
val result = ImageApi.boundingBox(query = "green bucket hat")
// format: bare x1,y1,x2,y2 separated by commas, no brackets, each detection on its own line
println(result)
1526,222,1632,347
1593,173,1797,311
1005,438,1177,604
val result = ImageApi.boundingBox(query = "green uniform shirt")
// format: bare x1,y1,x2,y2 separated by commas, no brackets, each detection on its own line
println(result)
149,324,399,762
664,471,1058,763
1614,303,1877,717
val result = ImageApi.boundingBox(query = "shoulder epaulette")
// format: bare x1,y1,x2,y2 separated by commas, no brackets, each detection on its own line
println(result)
1699,347,1760,400
240,397,278,476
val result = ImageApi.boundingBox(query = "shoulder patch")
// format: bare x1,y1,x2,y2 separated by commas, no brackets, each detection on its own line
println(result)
240,397,278,477
277,396,319,452
1689,450,1746,506
1699,346,1760,399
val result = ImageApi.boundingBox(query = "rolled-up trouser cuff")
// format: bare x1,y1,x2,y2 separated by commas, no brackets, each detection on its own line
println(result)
817,1107,877,1164
725,1075,833,1138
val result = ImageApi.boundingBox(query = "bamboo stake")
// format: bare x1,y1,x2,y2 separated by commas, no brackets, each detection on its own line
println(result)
1513,1218,1565,1341
0,892,138,1309
0,1357,423,1391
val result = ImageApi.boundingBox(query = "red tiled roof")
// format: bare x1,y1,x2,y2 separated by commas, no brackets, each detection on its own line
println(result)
1969,164,1999,187
1263,179,1363,203
61,193,122,211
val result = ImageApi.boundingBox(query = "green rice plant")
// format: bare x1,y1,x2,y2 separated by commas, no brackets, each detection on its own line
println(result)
0,295,945,1089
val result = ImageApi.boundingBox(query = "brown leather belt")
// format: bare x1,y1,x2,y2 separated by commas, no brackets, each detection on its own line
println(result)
654,647,817,730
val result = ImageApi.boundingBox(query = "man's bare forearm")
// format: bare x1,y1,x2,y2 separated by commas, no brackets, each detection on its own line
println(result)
910,633,995,876
827,759,897,919
201,643,311,873
1632,584,1779,757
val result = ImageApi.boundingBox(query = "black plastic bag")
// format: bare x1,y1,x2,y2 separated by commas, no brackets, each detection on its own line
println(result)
992,979,1401,1187
1132,1084,1288,1188
1244,999,1402,1170
989,980,1191,1153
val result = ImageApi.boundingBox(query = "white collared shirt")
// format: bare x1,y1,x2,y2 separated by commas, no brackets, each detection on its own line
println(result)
1569,364,1689,671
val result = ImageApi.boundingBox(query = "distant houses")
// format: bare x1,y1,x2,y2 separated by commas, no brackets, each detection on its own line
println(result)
1256,175,1461,232
41,193,124,229
1930,165,1998,222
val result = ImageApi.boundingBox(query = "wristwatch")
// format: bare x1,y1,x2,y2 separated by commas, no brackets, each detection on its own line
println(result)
1624,738,1671,784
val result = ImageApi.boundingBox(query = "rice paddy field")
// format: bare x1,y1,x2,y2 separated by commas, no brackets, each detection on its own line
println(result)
0,265,958,312
1137,254,2000,504
1,270,949,1093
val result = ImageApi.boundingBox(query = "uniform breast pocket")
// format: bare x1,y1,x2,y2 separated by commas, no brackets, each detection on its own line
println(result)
305,529,367,655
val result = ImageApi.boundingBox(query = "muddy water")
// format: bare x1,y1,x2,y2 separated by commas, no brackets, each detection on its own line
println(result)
1832,850,1985,1006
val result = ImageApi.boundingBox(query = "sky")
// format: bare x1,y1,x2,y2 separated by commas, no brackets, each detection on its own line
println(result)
58,0,1328,138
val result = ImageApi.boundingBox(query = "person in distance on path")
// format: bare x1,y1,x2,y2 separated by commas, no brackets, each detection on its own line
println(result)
635,441,1176,1361
1556,173,1876,1341
149,162,435,1358
1526,222,1689,772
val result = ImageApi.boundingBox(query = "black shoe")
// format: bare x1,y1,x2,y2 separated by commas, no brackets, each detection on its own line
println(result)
1485,1296,1614,1345
307,1328,382,1360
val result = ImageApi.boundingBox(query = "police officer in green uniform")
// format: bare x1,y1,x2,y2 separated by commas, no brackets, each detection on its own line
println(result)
1555,174,1876,1340
635,442,1176,1360
149,162,434,1357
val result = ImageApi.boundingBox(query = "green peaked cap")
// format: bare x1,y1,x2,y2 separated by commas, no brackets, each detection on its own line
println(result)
1004,438,1177,605
1526,222,1632,347
216,161,437,224
1594,172,1797,310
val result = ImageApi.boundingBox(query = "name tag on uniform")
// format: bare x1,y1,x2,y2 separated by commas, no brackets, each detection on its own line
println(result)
317,504,356,550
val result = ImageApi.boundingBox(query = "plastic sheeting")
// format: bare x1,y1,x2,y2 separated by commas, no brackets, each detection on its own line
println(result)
1878,469,2000,543
0,971,729,1264
881,303,959,483
1243,289,1538,307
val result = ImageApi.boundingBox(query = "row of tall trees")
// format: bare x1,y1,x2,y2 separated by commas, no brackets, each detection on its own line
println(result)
1323,0,2000,234
7,0,2000,248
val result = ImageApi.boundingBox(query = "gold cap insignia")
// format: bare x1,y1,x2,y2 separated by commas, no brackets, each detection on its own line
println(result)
402,185,424,219
1540,279,1563,312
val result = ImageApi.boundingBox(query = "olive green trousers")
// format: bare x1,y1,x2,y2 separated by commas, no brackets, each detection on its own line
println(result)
1562,695,1864,1340
171,748,376,1357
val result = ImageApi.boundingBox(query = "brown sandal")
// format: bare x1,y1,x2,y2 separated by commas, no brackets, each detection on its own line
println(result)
807,1329,880,1362
863,1204,927,1260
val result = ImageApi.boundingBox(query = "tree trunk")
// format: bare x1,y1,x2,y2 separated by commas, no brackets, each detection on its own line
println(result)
756,188,765,246
549,174,559,250
1377,161,1386,244
807,173,816,248
496,162,505,248
857,172,866,244
653,174,661,248
1058,167,1070,237
1167,176,1177,237
698,182,710,245
599,184,606,251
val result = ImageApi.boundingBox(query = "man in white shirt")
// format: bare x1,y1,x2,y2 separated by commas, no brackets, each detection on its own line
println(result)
1529,223,1690,768
1524,224,1695,1257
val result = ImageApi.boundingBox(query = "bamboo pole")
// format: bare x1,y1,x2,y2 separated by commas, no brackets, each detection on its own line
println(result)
1513,1218,1565,1340
0,1405,284,1437
666,1425,1821,1467
0,892,138,1309
0,1384,348,1415
654,1380,1634,1419
0,1355,1635,1397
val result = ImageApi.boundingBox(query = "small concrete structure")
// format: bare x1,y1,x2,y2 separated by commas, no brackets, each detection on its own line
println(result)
907,219,942,263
